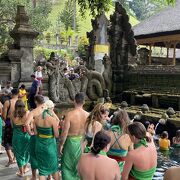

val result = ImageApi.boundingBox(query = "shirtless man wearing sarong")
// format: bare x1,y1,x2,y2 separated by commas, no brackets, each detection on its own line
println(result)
25,95,46,180
59,92,89,180
26,96,59,180
2,88,19,167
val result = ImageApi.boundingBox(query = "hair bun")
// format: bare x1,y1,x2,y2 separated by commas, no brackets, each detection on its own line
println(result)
91,146,101,155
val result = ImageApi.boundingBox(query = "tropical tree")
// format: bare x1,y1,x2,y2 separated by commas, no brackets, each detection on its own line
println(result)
76,0,175,17
57,0,79,32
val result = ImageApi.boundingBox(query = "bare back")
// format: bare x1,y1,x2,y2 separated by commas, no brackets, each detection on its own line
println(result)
108,131,131,151
33,108,59,138
3,97,18,120
78,153,120,180
66,108,89,136
12,112,29,126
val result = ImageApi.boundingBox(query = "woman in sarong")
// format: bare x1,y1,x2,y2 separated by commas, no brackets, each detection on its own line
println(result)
11,100,30,177
107,109,132,172
34,100,59,180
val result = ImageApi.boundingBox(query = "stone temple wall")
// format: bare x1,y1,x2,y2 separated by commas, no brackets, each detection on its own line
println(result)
121,66,180,110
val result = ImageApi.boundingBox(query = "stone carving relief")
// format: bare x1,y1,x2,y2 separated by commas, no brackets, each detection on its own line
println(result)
46,57,106,102
102,54,112,93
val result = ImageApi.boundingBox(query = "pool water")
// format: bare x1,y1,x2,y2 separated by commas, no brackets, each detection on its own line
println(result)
153,147,180,180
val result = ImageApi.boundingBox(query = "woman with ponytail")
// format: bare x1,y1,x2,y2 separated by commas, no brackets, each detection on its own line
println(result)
78,131,120,180
122,122,157,180
11,100,30,177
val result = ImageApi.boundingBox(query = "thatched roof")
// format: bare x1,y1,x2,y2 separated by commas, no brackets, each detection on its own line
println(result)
133,0,180,39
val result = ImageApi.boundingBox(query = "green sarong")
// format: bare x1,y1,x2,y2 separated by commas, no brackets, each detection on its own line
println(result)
35,126,58,176
130,166,156,180
30,135,38,169
61,136,82,180
0,116,2,144
12,125,30,167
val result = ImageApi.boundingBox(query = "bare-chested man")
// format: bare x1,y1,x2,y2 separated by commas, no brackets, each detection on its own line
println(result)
25,95,46,180
59,92,89,180
26,96,59,180
2,88,19,167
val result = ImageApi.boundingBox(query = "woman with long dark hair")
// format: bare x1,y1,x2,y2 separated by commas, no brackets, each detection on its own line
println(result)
11,100,30,177
122,122,157,180
78,131,120,180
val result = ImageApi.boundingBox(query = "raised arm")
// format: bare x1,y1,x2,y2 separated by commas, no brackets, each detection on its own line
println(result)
59,112,70,154
52,117,59,138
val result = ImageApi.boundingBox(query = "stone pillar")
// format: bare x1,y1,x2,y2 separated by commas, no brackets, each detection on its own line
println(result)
10,6,39,82
152,94,159,108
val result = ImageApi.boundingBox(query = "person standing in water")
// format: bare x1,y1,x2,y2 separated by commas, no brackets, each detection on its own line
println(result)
2,88,19,167
159,131,170,151
78,131,120,180
11,100,30,177
122,122,157,180
33,100,60,180
60,92,89,180
107,109,132,172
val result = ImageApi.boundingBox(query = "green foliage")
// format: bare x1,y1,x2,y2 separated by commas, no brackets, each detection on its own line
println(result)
0,0,52,50
57,0,79,32
77,0,112,17
76,0,175,17
77,36,89,58
45,32,52,44
60,27,74,45
34,46,64,59
129,0,163,20
34,46,75,63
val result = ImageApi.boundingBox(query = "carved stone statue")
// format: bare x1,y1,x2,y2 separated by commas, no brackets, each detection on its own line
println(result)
79,65,105,100
108,2,137,95
45,54,106,102
137,48,149,65
102,54,112,93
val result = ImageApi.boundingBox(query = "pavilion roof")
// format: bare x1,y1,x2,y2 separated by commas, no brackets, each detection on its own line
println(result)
133,0,180,40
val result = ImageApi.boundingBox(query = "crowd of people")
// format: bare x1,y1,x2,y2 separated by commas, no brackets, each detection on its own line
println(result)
0,83,180,179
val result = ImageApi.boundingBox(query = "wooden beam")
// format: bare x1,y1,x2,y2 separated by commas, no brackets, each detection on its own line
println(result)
149,45,152,65
173,42,177,66
136,34,180,45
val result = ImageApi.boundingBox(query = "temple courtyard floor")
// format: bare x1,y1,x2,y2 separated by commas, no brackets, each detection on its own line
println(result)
0,152,31,180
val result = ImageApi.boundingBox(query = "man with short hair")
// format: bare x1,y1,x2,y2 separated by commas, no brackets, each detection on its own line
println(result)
2,88,19,167
60,92,89,180
29,75,39,109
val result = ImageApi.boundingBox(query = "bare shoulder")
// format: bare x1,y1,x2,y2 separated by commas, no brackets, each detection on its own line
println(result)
95,121,102,128
4,100,9,107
